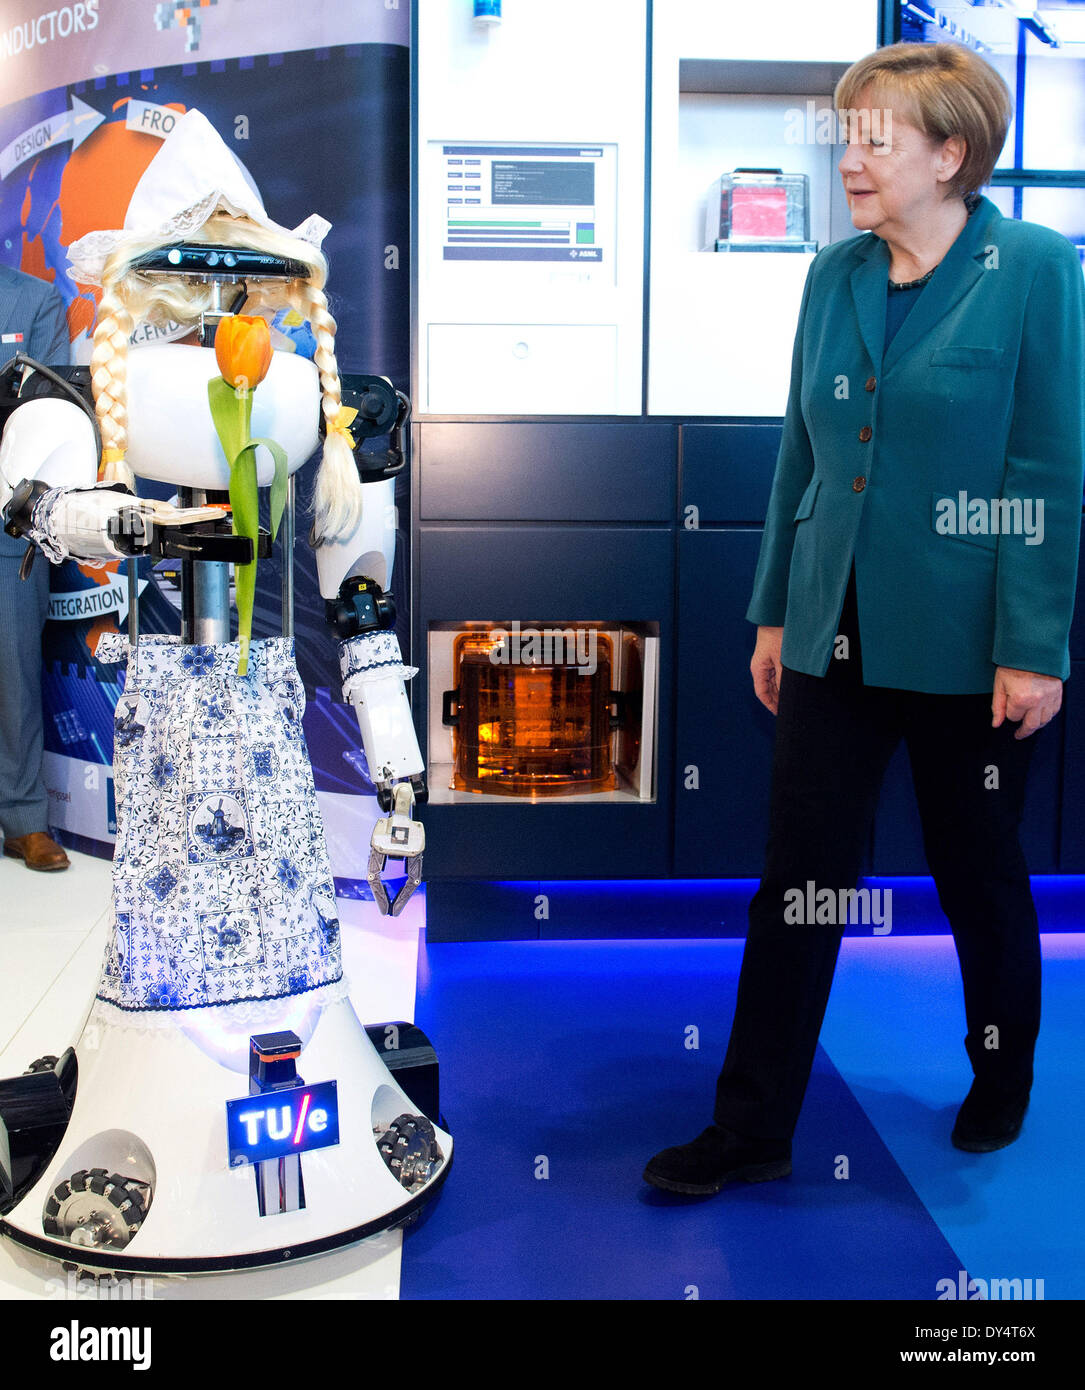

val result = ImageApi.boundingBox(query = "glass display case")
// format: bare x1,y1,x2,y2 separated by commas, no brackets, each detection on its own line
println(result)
426,621,658,804
703,168,816,252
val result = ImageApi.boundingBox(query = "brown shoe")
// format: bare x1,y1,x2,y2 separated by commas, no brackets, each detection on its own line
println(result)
3,832,70,872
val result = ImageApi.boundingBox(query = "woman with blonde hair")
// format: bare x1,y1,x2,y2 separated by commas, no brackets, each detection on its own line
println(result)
645,43,1084,1193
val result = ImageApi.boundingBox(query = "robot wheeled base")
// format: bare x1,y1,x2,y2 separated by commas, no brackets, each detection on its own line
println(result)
0,1003,451,1275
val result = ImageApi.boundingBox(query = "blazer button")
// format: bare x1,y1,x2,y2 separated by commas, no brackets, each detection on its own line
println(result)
853,476,866,492
859,425,873,442
865,376,877,392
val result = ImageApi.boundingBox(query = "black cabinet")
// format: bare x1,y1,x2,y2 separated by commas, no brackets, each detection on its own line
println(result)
1060,661,1085,871
674,526,774,876
412,423,677,895
1070,520,1085,661
408,421,1083,940
418,421,676,522
680,422,782,525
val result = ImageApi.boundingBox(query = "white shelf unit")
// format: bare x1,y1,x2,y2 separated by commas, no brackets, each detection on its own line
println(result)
648,0,878,418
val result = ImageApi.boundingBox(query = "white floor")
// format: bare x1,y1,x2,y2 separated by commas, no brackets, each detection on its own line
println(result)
0,849,426,1301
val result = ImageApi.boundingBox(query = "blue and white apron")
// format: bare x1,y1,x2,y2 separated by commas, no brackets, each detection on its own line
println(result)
94,633,343,1018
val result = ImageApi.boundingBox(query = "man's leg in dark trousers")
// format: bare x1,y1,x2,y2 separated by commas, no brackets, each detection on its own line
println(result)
905,697,1040,1098
0,536,50,841
713,626,903,1142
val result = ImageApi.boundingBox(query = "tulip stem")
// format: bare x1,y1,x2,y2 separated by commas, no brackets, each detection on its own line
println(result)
207,315,278,678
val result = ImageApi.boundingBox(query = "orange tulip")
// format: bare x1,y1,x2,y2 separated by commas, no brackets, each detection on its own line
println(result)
214,313,272,393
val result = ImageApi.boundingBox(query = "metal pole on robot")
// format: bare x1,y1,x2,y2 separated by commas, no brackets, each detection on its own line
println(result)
175,284,235,649
281,475,295,639
127,556,139,648
190,519,231,646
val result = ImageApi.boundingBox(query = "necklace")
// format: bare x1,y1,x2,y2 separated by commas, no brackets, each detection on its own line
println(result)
888,264,938,291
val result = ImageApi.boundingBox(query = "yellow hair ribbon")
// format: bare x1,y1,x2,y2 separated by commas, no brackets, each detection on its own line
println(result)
327,405,358,450
99,447,127,480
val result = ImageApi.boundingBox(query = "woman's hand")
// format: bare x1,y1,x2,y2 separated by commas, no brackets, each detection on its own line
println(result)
751,626,784,714
992,667,1063,739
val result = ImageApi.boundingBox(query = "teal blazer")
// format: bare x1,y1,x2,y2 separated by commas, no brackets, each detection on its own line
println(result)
746,196,1085,693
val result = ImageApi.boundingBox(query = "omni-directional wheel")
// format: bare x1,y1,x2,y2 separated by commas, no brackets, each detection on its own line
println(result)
24,1056,60,1074
44,1168,151,1251
377,1114,444,1194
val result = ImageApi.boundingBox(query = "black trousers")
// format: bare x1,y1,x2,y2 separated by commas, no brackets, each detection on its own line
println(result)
0,532,50,839
713,573,1041,1141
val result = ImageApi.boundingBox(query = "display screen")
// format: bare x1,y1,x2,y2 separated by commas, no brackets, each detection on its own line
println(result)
226,1080,340,1166
491,161,595,206
438,143,607,262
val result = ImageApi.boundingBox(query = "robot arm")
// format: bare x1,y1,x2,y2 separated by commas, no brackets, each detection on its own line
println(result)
5,475,155,566
0,356,215,567
0,364,137,566
315,377,426,917
1,359,99,519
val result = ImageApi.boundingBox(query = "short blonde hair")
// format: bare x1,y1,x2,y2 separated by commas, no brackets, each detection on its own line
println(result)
835,42,1012,199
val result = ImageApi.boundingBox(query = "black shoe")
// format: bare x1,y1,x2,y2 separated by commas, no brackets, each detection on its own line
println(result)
951,1080,1030,1153
643,1125,792,1195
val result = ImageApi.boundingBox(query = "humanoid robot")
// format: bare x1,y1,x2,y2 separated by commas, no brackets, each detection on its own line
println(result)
0,111,451,1273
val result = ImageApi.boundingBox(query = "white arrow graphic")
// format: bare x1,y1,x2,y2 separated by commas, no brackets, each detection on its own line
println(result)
0,97,105,180
48,572,148,627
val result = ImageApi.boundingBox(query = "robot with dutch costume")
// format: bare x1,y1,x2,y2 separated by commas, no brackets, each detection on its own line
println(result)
0,111,450,1273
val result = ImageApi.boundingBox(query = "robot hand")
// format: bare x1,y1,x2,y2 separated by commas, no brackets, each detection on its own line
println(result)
317,378,428,918
3,480,231,568
367,780,425,917
4,479,157,565
334,619,428,917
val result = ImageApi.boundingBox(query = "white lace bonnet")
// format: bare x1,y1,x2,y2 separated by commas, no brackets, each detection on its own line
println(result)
66,108,331,287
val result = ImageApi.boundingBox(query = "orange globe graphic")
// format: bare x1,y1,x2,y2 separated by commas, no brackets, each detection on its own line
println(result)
54,101,188,343
16,100,188,654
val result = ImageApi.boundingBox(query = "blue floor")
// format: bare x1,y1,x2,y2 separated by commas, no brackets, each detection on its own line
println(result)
820,931,1085,1299
397,935,1063,1301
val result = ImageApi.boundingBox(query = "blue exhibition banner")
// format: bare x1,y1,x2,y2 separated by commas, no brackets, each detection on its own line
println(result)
0,26,410,866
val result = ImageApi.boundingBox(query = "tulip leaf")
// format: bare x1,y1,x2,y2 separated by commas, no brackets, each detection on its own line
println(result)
228,442,260,677
207,377,251,470
207,369,286,677
248,435,290,541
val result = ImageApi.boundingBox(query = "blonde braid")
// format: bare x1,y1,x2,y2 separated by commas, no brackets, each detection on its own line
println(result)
306,283,363,544
89,269,135,489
